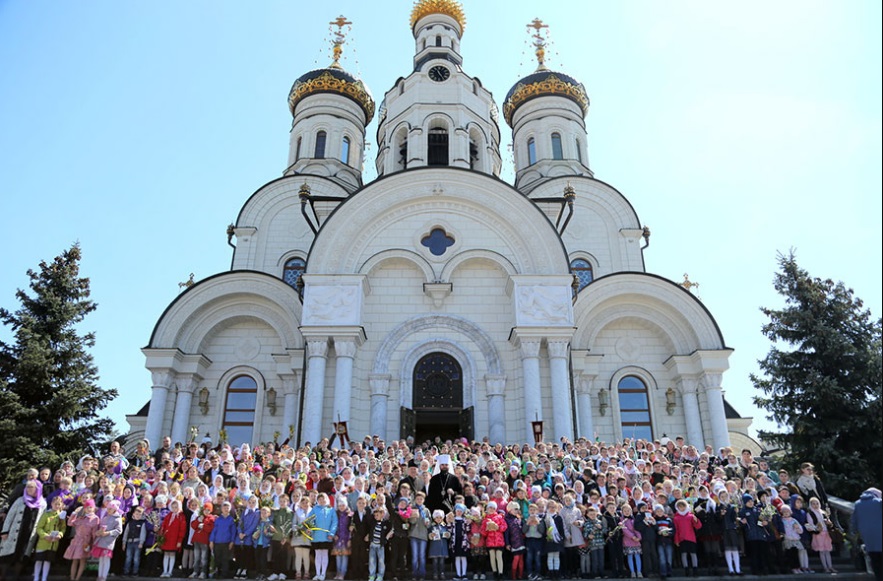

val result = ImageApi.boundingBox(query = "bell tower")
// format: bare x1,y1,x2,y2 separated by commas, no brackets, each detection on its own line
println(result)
374,0,501,178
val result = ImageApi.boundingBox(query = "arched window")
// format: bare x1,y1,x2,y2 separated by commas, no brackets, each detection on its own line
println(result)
428,127,449,166
295,136,302,161
283,257,306,294
436,35,442,47
222,375,257,447
314,131,326,158
551,132,564,160
341,136,350,165
527,137,537,165
618,376,653,441
469,138,479,170
570,258,594,293
575,138,583,164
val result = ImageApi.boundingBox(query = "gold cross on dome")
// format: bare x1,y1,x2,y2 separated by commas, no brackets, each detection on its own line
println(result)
328,15,353,67
526,18,550,70
330,15,352,29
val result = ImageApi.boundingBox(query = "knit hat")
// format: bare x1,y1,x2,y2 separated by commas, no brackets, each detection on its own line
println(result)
742,494,753,503
454,503,467,513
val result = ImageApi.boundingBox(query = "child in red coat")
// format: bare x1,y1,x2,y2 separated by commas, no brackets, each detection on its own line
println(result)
480,501,508,581
672,500,702,576
160,499,188,578
190,502,215,578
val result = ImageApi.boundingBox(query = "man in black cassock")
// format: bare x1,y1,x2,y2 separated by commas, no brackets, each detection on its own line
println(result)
425,454,463,513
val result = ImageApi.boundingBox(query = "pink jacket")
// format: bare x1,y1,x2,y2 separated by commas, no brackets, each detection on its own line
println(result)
480,512,508,548
673,511,701,545
622,517,642,548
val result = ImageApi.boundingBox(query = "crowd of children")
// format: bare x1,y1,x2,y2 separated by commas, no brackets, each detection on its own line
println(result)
0,434,853,580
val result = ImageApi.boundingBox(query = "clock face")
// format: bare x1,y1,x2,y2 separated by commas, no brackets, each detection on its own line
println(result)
428,65,450,82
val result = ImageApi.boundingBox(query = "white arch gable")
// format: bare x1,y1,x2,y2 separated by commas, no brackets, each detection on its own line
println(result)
308,169,569,275
573,274,724,352
151,272,302,352
359,249,437,282
237,175,348,228
440,249,517,281
530,177,641,230
399,339,478,409
373,314,503,376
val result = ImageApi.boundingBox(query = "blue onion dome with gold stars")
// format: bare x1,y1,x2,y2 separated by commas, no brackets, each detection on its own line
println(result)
410,0,466,34
503,18,589,127
288,16,375,124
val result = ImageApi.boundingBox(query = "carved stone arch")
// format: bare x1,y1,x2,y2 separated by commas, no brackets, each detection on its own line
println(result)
608,366,659,392
237,175,348,228
150,272,302,351
277,249,309,268
569,251,599,271
307,169,570,276
576,306,687,355
573,273,726,352
399,339,478,409
422,112,455,131
191,309,291,354
373,314,503,376
466,123,489,144
440,249,518,281
359,249,437,282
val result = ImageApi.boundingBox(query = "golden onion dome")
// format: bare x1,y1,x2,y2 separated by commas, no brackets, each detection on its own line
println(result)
287,66,375,125
410,0,466,35
502,70,589,127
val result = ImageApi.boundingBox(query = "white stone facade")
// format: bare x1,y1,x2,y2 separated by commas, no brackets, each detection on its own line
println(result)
133,4,734,451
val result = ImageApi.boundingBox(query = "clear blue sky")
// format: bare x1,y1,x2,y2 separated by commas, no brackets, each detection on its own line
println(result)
1,1,880,440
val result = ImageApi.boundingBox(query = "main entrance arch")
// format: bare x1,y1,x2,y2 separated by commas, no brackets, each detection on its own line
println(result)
401,352,473,443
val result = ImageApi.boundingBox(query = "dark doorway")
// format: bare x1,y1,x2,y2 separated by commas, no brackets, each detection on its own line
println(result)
401,352,473,443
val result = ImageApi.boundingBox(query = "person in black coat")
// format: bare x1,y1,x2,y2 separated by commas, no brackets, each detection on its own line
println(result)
426,456,463,515
350,496,372,580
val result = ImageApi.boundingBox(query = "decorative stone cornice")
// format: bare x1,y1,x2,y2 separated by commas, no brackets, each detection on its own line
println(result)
369,374,391,397
485,375,507,397
306,339,329,359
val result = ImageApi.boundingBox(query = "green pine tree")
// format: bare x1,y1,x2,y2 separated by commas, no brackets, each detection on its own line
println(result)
0,244,118,493
751,251,882,499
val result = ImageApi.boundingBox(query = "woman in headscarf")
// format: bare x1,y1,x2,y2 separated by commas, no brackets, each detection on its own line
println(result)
0,480,47,579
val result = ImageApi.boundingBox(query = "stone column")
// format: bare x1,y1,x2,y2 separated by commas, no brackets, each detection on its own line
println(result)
331,339,357,425
486,375,507,445
171,375,197,445
678,377,704,448
519,339,542,443
144,371,173,450
703,373,731,451
281,374,299,442
369,374,391,440
301,339,329,446
547,340,572,442
575,373,595,441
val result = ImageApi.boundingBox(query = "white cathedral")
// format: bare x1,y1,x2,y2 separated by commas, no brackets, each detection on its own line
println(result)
128,1,750,452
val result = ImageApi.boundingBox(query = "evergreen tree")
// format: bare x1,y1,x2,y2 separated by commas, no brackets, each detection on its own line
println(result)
0,244,118,492
751,251,882,499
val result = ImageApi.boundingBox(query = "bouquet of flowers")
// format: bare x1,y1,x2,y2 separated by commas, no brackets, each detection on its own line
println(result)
606,523,624,541
294,514,329,542
759,504,777,525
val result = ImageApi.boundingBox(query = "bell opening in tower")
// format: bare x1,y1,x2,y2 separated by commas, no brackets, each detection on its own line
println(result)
428,127,449,166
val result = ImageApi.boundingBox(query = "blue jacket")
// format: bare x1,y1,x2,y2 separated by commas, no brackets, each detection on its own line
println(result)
851,490,882,552
235,509,260,547
739,505,770,542
210,514,236,544
307,505,338,544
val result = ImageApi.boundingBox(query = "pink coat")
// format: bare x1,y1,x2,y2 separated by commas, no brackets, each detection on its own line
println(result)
480,512,508,548
673,511,701,545
622,517,642,548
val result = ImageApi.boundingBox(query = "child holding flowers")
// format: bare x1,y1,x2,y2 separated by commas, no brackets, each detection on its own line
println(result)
428,509,451,579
